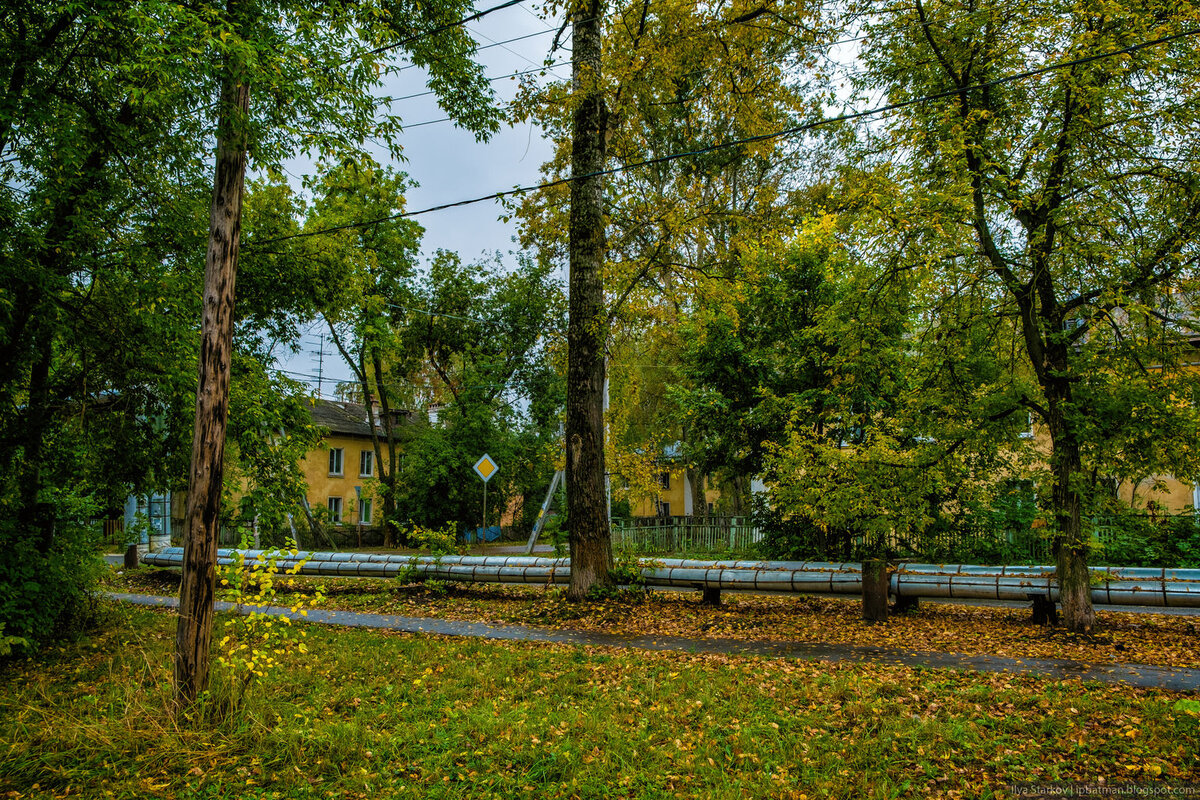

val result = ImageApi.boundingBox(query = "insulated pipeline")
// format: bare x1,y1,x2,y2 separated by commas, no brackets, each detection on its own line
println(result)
140,548,1200,608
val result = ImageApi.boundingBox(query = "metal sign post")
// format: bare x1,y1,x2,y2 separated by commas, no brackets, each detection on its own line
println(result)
473,454,499,543
526,469,564,554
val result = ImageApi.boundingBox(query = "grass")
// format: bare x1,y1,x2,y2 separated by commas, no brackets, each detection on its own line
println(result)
2,601,1198,799
109,567,1200,669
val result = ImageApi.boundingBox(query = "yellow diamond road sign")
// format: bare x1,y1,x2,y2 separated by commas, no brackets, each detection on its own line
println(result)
473,454,498,483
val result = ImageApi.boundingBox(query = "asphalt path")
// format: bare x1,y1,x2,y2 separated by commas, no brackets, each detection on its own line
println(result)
109,591,1200,692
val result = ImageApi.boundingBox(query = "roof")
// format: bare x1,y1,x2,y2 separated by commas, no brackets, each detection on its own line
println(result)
309,399,377,438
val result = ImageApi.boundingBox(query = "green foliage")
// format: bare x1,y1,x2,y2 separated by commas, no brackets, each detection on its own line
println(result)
1093,513,1200,569
541,514,569,558
1175,699,1200,716
224,360,323,545
0,0,502,648
608,552,655,593
0,493,104,654
407,522,460,558
378,255,565,534
0,623,26,658
674,229,841,484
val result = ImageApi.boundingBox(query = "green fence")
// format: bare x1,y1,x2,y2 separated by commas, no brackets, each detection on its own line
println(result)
612,516,761,555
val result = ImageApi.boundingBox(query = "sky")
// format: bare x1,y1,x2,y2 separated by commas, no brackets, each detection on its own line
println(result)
274,2,564,395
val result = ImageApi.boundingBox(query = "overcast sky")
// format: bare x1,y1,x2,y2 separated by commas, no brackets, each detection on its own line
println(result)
274,3,563,395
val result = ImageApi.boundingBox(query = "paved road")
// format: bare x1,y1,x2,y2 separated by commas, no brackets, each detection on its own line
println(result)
110,592,1200,692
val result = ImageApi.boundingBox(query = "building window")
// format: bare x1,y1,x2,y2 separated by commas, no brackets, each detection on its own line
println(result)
328,448,344,476
658,471,671,490
327,497,342,523
359,498,373,525
360,449,374,477
658,501,671,517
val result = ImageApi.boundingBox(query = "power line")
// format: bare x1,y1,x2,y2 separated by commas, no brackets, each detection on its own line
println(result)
467,22,569,79
395,26,566,73
255,26,1200,246
392,61,571,103
346,0,532,65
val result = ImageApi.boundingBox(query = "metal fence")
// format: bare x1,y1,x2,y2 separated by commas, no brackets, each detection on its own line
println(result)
612,516,761,555
756,511,1200,567
100,518,125,545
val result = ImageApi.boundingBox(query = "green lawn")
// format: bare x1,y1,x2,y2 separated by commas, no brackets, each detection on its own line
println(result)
1,602,1197,799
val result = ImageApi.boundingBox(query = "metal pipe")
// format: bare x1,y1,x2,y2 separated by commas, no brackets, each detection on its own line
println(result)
140,548,1200,608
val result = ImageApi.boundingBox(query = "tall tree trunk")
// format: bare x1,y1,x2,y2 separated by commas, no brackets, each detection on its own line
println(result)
371,346,398,547
16,320,54,551
1046,392,1095,633
728,474,748,515
861,556,889,623
565,0,612,600
174,46,250,707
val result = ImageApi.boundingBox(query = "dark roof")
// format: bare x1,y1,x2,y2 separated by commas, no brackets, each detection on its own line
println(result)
309,400,376,438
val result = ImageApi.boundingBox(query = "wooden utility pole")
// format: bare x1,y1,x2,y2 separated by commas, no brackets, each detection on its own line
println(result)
565,0,613,600
174,34,250,705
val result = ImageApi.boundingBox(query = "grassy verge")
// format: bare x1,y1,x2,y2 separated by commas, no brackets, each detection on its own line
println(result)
2,602,1198,799
109,567,1200,669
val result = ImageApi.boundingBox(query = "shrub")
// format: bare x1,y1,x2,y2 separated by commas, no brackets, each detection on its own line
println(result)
0,492,103,655
213,538,323,705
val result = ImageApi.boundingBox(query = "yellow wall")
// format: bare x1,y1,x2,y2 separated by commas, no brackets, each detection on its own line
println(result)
301,434,388,526
1024,425,1197,513
630,467,721,517
1119,476,1197,514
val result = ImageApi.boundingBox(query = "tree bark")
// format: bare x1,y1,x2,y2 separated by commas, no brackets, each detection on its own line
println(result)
861,557,889,623
565,0,612,601
370,346,399,547
174,46,250,707
1046,391,1095,633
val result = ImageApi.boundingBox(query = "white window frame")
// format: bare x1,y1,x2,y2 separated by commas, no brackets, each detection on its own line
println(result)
327,496,343,523
359,498,373,525
360,449,374,477
328,447,344,476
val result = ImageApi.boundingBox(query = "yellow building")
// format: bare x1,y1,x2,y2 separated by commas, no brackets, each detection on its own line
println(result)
629,468,717,517
1020,412,1199,515
1118,477,1199,514
629,448,721,518
301,400,405,531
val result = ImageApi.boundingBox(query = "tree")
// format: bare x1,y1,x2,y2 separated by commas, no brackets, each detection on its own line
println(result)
387,250,566,537
51,0,497,702
302,157,424,547
563,0,613,599
672,227,840,513
515,0,834,594
852,0,1200,631
0,0,216,649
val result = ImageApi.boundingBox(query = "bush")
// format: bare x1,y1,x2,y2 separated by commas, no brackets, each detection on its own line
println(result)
214,538,323,707
754,496,857,561
1094,512,1200,568
0,497,104,655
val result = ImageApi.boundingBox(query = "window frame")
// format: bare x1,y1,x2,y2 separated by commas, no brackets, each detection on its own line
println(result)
327,496,343,523
328,447,344,476
359,497,373,525
359,449,374,477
